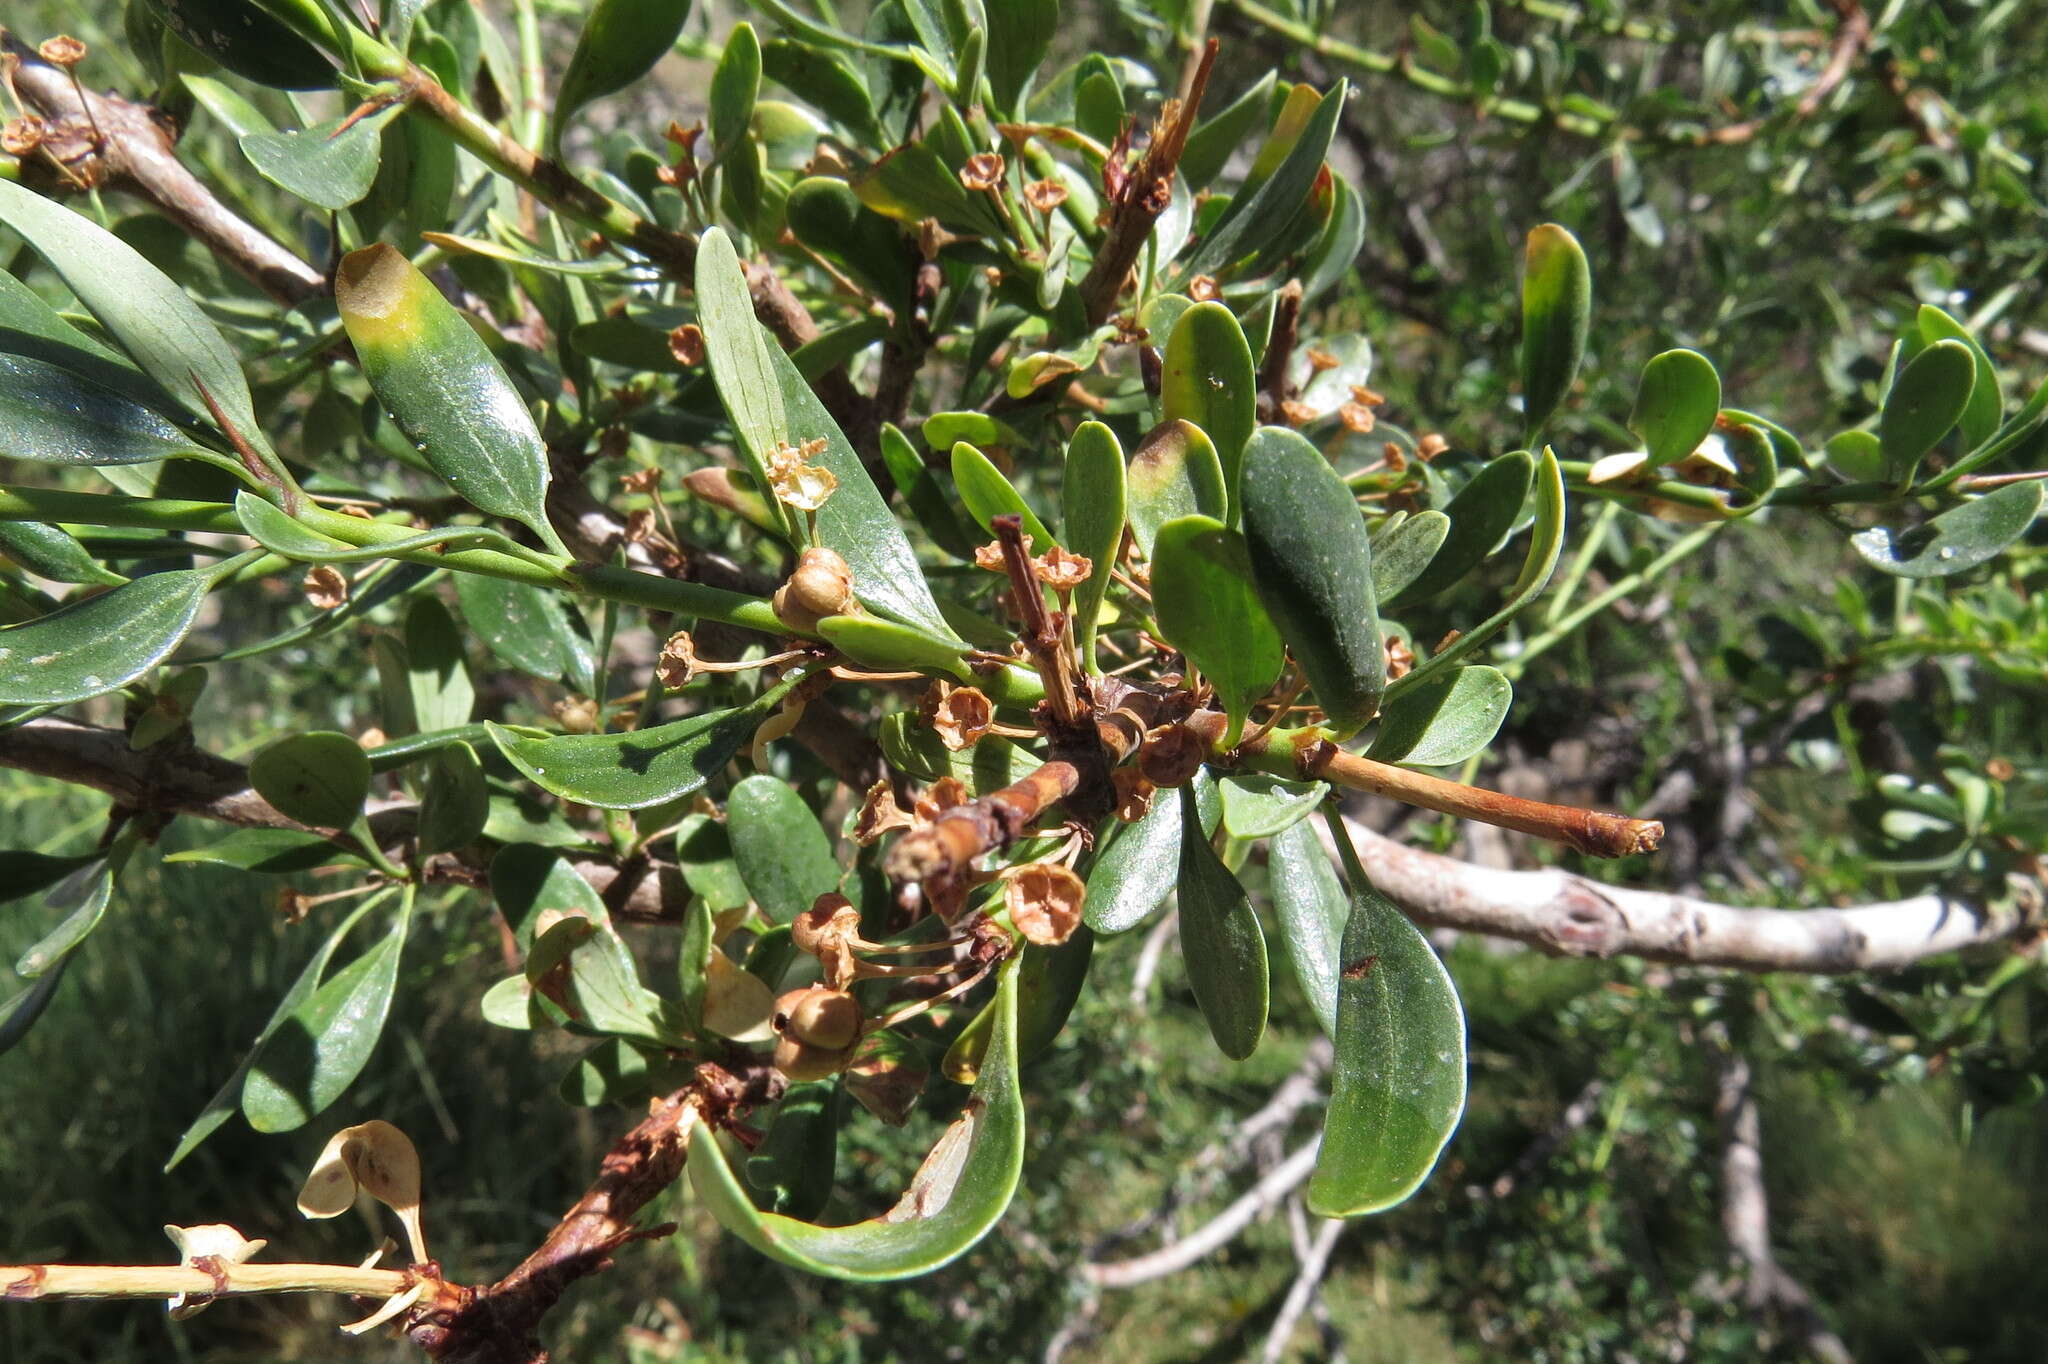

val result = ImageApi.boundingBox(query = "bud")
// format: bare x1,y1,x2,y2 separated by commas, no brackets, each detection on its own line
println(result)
164,1223,267,1320
1004,863,1085,946
552,696,599,734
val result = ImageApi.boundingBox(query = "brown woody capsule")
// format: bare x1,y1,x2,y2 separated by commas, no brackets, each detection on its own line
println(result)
1138,723,1208,787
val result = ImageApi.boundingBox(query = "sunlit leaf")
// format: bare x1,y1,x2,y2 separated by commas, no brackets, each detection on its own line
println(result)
1367,666,1513,766
1881,339,1975,486
1150,515,1283,747
0,569,210,706
1518,224,1591,441
728,774,843,923
1175,791,1269,1060
1160,303,1257,515
1629,349,1721,469
550,0,696,151
1851,482,2043,579
250,731,372,830
1127,419,1226,558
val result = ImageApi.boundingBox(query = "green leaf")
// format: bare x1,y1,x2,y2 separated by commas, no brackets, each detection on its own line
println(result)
166,895,387,1169
1240,425,1387,736
983,0,1055,115
878,714,1040,794
1176,791,1269,1060
1266,820,1346,1037
1851,481,2044,579
1367,666,1513,766
486,701,769,812
1824,429,1886,483
1628,348,1722,468
696,229,957,639
165,827,365,874
745,1082,839,1219
525,914,662,1040
880,422,981,560
1179,71,1278,190
455,573,596,691
418,741,490,855
1151,515,1283,747
950,441,1059,550
1172,81,1346,285
0,568,209,706
785,178,917,308
1017,927,1093,1064
818,615,971,678
240,106,402,212
728,774,841,924
491,844,612,947
1518,224,1591,441
550,0,696,151
1917,305,2003,451
404,595,474,732
711,23,764,157
0,958,68,1057
1218,775,1328,841
249,731,372,830
1310,818,1467,1217
1881,339,1975,486
1160,303,1258,517
0,851,95,904
146,0,333,88
673,815,752,914
0,353,208,466
242,895,412,1133
685,956,1025,1280
1127,418,1226,558
0,178,268,447
0,522,126,587
1061,421,1127,674
14,861,113,979
335,245,560,550
1386,450,1535,607
1082,787,1182,934
1369,511,1450,603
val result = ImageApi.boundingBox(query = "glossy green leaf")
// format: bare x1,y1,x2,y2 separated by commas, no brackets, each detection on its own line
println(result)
711,23,764,156
1218,775,1328,841
1267,820,1346,1037
1083,787,1182,934
1127,419,1226,558
1629,349,1722,468
1825,428,1886,483
1176,791,1269,1060
746,1082,839,1220
818,615,971,678
880,422,981,560
0,522,126,587
0,353,208,467
165,827,365,874
1367,666,1513,766
1851,481,2044,579
242,896,412,1132
0,851,96,905
1310,818,1467,1217
525,914,662,1040
1160,303,1257,517
1917,305,2003,451
146,0,333,88
404,595,474,733
1017,927,1093,1065
491,844,612,947
0,568,209,705
1518,224,1591,441
728,774,842,923
673,815,752,914
455,573,597,691
697,229,957,639
14,861,113,979
922,411,1028,454
950,441,1059,550
335,245,560,550
0,179,267,447
241,106,402,212
166,895,387,1169
685,957,1024,1280
551,0,696,151
1061,421,1126,674
249,731,372,830
1240,425,1386,736
486,698,771,811
1386,450,1535,607
762,37,884,144
1881,339,1975,486
1369,511,1450,603
1172,81,1346,285
786,178,917,307
879,714,1040,794
1151,515,1283,747
1180,71,1278,190
417,741,490,855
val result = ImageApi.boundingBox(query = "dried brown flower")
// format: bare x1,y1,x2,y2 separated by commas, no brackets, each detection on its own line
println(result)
1385,634,1414,681
301,565,347,610
1306,348,1341,372
793,893,864,989
1415,432,1450,460
1023,177,1070,214
1138,722,1208,787
1034,544,1093,593
38,35,87,68
656,630,699,688
914,776,971,823
855,779,915,844
1004,863,1086,946
667,323,705,366
1350,384,1386,407
1280,399,1319,427
620,466,662,496
2,116,48,157
960,151,1007,192
1338,402,1377,434
1112,767,1156,822
924,682,994,751
1188,274,1222,302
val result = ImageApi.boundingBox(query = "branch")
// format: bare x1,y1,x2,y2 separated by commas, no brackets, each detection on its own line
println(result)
1081,1139,1319,1288
1,29,326,305
1331,815,2042,973
1258,1212,1346,1364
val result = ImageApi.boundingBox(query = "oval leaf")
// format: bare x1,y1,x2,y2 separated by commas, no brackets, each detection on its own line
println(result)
1366,666,1513,767
0,353,207,466
336,245,559,549
1629,348,1721,469
249,731,372,829
1240,425,1386,736
1062,421,1127,673
1519,224,1591,440
241,107,401,212
1217,774,1328,841
1083,786,1183,934
1881,338,1975,486
1850,481,2043,579
0,568,209,705
728,774,843,923
1385,451,1534,607
1369,510,1450,603
551,0,697,150
1127,418,1226,558
1175,791,1269,1060
418,741,490,855
1309,822,1467,1217
486,703,765,811
685,957,1024,1280
949,441,1059,550
1160,302,1257,515
1150,515,1284,747
1917,305,2003,451
1267,820,1346,1037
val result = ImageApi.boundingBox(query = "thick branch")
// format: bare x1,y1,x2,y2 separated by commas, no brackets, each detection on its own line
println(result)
1081,1139,1319,1288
